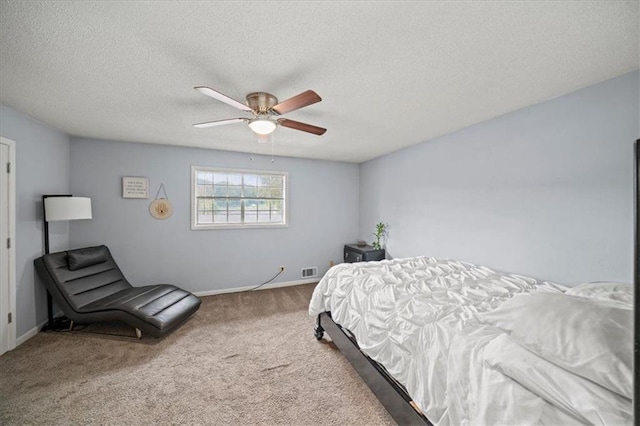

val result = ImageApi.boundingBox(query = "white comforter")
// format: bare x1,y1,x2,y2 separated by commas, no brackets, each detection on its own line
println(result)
308,257,633,425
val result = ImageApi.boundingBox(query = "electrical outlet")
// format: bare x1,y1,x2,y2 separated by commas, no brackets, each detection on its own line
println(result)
280,266,285,272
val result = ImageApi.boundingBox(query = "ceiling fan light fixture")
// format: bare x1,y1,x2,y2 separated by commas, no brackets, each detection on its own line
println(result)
248,117,277,135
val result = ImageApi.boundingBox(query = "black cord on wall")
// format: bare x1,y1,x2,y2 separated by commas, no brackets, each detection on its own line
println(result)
245,267,285,292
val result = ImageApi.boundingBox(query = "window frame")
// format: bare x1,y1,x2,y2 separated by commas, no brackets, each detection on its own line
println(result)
191,165,288,230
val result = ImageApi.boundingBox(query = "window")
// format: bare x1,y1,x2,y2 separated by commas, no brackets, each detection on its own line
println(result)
191,166,287,229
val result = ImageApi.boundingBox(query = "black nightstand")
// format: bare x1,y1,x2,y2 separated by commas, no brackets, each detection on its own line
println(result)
344,244,386,263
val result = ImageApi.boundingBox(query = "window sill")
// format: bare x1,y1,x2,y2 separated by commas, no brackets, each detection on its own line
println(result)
191,223,288,231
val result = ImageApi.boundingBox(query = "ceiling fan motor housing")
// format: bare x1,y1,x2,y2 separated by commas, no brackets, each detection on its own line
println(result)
246,92,278,114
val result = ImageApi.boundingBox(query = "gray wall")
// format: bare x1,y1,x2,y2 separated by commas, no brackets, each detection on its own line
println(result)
69,138,359,293
0,104,71,337
360,71,639,285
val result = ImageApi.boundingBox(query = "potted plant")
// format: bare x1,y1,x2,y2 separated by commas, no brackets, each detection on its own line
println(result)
372,222,387,250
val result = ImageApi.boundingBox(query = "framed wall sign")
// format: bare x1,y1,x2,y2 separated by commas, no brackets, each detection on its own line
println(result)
122,176,148,199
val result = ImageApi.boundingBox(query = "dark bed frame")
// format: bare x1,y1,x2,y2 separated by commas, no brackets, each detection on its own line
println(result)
634,139,638,423
315,139,640,426
315,312,432,425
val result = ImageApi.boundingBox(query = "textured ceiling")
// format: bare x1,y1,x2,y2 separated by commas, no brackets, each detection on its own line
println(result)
0,1,638,163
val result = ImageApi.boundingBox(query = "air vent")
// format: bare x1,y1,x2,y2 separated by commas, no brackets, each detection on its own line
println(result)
301,266,318,278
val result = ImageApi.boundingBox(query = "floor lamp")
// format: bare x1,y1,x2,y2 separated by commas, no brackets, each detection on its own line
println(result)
42,194,92,331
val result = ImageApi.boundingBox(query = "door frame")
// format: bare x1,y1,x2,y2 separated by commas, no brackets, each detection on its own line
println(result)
0,136,16,354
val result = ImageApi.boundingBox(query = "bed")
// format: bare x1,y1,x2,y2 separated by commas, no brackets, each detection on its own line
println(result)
309,256,633,425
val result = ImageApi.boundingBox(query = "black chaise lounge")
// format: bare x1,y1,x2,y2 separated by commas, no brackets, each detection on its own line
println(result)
34,245,201,338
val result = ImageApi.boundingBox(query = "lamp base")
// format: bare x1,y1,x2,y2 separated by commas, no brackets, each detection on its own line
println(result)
41,316,73,332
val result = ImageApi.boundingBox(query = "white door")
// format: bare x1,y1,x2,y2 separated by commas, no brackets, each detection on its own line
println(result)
0,137,16,355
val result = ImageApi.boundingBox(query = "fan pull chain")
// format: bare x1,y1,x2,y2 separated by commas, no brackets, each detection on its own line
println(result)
271,136,275,163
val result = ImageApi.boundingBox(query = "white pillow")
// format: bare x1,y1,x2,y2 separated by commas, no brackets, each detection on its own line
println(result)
483,334,632,425
476,292,632,399
565,282,632,308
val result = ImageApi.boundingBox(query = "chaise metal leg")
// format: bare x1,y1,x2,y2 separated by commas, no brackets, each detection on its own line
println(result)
135,328,142,339
69,321,74,331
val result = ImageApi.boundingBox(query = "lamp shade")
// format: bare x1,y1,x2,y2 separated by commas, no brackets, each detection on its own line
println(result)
44,197,92,222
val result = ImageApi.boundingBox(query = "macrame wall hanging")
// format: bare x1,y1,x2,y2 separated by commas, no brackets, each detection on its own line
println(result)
149,183,173,220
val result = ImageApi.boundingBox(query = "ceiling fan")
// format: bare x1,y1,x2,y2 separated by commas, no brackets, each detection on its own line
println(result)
193,87,327,136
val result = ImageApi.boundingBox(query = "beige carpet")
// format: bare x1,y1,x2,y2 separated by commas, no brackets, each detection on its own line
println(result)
0,284,395,425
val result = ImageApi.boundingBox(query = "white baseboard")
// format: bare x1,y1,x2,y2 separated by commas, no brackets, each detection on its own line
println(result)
193,278,318,297
16,320,46,347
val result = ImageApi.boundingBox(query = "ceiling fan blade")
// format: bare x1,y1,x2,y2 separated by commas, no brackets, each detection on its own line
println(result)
277,118,326,135
194,86,253,112
193,118,247,128
272,90,321,115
